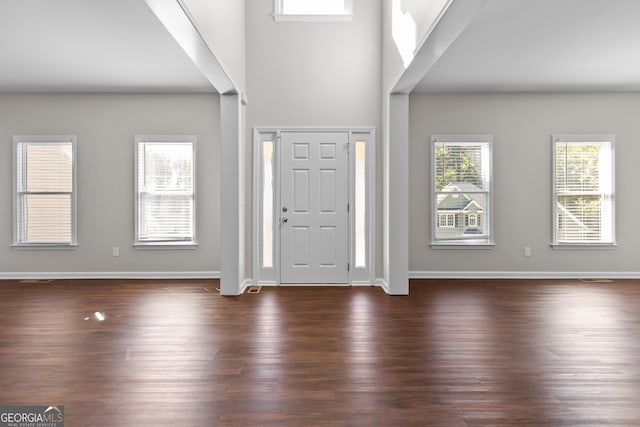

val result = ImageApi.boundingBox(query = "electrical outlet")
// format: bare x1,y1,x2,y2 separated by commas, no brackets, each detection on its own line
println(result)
524,246,531,257
112,247,119,257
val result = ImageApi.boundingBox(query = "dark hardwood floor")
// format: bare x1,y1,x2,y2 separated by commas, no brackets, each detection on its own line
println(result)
0,278,639,426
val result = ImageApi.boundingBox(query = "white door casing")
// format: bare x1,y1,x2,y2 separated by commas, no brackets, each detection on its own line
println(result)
280,131,349,283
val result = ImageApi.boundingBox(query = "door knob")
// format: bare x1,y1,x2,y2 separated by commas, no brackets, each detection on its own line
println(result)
282,217,288,223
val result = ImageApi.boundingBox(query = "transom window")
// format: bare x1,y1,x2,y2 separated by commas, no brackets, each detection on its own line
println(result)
552,135,615,247
274,0,353,21
135,135,197,248
13,135,77,248
432,135,493,247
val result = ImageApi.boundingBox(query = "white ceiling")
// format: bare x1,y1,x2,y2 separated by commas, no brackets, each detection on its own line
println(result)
4,1,640,94
415,0,640,92
0,0,214,92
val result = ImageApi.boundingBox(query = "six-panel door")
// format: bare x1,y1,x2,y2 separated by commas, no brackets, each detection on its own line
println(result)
280,132,349,283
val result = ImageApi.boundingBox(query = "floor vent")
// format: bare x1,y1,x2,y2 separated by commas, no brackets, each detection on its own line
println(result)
580,279,613,283
247,286,262,294
19,279,54,284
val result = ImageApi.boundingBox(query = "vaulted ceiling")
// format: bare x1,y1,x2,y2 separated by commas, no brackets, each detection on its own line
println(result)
415,0,640,92
2,1,639,93
0,0,213,92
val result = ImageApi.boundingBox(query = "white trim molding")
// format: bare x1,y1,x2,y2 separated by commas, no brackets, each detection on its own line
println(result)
376,278,391,294
409,271,640,280
240,279,254,294
0,271,220,280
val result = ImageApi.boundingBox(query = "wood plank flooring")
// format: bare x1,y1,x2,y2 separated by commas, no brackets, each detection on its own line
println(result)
0,278,639,426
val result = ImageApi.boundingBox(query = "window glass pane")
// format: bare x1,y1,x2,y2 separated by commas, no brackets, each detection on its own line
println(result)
435,143,489,191
139,195,193,241
23,194,71,243
262,141,274,268
433,140,491,243
554,140,613,243
435,192,488,241
141,143,193,192
137,140,195,243
355,140,366,268
26,144,73,192
282,0,347,14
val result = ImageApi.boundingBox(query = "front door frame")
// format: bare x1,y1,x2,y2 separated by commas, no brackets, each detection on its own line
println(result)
252,127,375,287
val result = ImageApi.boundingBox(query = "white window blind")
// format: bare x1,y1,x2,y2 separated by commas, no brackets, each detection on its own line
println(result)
136,137,196,246
14,136,76,247
553,136,614,245
432,136,492,245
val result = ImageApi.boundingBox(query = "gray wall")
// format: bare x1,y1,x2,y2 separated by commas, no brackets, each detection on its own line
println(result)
0,93,220,276
246,0,381,126
410,92,640,275
245,0,383,277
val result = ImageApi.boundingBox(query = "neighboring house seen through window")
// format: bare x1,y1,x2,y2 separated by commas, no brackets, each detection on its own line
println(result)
553,135,615,247
13,135,76,248
432,135,493,246
135,135,197,248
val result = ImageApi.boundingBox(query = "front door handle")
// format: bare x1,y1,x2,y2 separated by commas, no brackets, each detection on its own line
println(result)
282,217,288,223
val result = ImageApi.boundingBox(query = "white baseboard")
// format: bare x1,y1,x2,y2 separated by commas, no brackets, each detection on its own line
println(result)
410,271,640,279
0,271,220,280
350,281,377,287
376,278,390,293
240,278,254,294
254,281,279,286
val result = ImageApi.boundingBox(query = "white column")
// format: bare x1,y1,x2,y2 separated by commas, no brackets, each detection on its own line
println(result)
220,94,243,295
387,93,409,295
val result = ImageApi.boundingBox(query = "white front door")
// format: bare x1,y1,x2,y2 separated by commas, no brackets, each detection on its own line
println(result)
280,131,349,283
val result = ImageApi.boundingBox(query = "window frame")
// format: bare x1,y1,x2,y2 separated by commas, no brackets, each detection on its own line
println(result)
12,135,77,249
431,134,494,248
551,134,616,249
273,0,353,22
134,135,198,249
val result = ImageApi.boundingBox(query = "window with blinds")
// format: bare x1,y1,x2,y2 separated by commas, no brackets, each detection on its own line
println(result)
13,136,76,247
135,136,196,246
553,135,615,246
431,135,493,246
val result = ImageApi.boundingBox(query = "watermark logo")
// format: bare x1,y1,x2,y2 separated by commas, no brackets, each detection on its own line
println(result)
0,405,64,427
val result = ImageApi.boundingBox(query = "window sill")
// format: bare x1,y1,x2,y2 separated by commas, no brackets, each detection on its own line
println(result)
273,13,352,22
431,241,495,250
551,243,617,250
12,243,77,250
134,242,198,250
